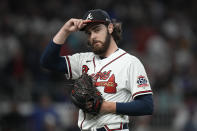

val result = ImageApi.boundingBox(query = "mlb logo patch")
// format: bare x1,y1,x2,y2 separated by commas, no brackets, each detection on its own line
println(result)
137,75,149,87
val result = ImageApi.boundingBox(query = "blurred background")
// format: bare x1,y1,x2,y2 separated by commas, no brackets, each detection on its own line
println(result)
0,0,197,131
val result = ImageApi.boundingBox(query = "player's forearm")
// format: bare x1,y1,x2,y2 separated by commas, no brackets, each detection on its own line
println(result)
53,27,71,45
100,101,116,113
116,94,154,116
100,95,153,115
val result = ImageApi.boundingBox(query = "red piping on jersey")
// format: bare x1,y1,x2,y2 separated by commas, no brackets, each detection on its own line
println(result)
98,52,127,73
132,90,152,99
104,122,123,131
66,56,72,79
80,112,86,130
93,56,96,72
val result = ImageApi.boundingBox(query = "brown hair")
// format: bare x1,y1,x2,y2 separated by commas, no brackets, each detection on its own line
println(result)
111,19,122,44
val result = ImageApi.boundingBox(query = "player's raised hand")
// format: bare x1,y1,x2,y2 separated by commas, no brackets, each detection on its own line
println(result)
63,19,87,33
53,19,89,44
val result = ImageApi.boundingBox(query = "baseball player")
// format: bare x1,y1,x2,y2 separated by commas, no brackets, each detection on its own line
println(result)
40,9,153,131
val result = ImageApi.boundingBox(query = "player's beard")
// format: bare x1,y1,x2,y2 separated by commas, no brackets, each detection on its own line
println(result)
88,31,111,55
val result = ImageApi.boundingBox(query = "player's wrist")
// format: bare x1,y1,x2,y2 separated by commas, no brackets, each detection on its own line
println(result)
62,26,72,34
100,101,116,113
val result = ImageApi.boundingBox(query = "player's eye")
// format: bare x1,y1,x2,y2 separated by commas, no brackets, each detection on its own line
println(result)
93,27,101,33
85,31,91,36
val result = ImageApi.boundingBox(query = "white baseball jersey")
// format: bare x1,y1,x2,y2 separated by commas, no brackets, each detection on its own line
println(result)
64,48,152,130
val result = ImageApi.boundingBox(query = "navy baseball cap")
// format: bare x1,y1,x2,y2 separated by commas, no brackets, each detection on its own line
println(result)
80,9,111,31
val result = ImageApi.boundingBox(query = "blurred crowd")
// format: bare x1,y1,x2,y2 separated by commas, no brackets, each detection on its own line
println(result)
0,0,197,131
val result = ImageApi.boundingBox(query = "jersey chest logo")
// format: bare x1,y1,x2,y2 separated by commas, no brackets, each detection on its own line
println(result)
82,65,89,73
91,70,117,93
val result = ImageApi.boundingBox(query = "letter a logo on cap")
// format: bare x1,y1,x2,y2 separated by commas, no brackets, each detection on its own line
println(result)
86,13,93,20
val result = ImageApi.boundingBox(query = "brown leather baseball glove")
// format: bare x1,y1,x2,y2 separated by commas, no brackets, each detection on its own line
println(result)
71,73,103,115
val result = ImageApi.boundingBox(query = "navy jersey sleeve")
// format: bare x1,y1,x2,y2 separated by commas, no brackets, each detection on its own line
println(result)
116,94,154,116
40,40,67,73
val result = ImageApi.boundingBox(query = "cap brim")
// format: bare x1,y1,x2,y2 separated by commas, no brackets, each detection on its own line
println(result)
80,20,107,31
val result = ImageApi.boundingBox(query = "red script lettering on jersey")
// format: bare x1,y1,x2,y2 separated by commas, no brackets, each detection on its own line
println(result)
94,74,117,93
91,70,111,81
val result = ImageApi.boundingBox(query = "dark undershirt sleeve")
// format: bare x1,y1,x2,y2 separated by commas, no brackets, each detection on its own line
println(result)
40,40,68,73
116,94,154,116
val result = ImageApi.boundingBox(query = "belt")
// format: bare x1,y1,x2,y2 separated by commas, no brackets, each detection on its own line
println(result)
97,123,128,131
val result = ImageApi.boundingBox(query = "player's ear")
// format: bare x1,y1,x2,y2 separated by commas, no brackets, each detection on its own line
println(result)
108,23,114,34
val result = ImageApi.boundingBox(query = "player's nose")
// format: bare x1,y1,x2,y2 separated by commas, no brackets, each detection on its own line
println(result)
90,32,97,40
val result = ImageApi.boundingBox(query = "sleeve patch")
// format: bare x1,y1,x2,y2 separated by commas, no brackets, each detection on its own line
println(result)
137,75,149,88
